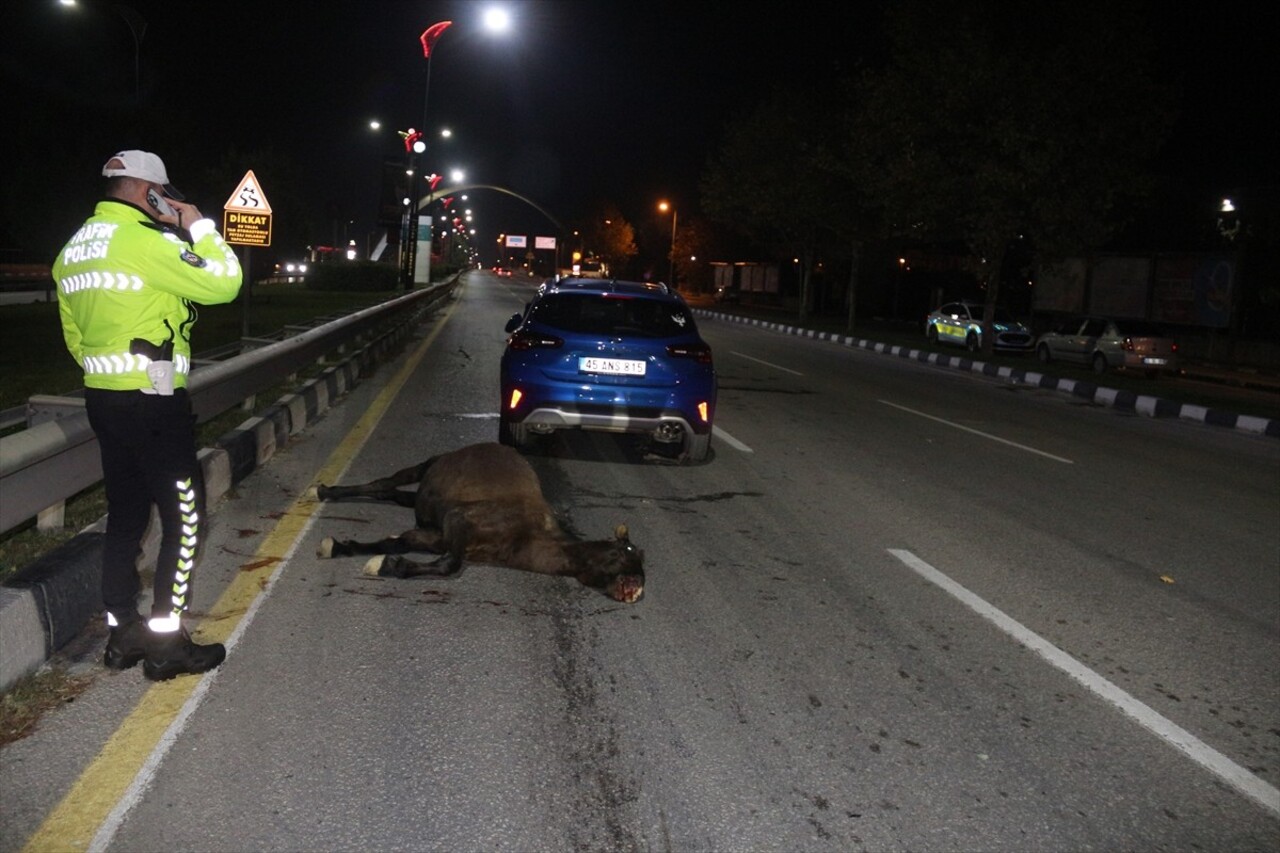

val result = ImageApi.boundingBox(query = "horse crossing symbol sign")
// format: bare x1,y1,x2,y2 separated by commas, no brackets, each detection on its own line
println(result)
222,170,273,246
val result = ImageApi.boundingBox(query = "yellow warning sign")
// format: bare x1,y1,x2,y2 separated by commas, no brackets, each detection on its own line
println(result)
223,170,273,213
223,210,272,246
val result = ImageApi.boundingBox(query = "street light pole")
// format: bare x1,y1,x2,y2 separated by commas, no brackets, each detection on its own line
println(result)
113,3,145,104
658,201,677,287
59,0,146,105
397,129,425,289
408,20,453,290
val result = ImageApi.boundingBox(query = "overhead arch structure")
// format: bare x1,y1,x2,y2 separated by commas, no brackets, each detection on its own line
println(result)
418,184,563,233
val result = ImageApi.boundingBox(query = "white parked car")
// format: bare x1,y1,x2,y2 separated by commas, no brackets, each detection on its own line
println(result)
1034,315,1179,376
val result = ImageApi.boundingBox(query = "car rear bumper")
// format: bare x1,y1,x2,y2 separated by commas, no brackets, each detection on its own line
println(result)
1123,353,1179,371
516,405,711,437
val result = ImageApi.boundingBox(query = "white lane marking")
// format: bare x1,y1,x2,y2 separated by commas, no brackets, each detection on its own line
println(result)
730,350,804,376
888,549,1280,818
712,425,753,453
879,399,1073,464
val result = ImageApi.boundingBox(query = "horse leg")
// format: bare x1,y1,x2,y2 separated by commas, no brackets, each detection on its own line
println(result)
318,524,445,559
366,551,465,580
366,514,471,580
313,460,431,506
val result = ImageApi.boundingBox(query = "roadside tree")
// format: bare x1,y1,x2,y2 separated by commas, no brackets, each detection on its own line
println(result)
852,0,1175,353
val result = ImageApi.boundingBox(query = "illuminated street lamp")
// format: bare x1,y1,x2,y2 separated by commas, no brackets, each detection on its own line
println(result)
58,0,146,104
404,11,511,288
394,21,455,289
658,201,677,287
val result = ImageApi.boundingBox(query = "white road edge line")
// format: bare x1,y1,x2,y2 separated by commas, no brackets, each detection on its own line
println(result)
729,350,804,376
879,399,1074,464
713,425,753,453
887,548,1280,818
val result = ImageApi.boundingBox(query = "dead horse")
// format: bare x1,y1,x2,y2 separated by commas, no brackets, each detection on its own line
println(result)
312,442,645,603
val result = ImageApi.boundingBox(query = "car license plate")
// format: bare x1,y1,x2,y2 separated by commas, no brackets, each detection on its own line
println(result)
580,357,645,376
1143,357,1167,366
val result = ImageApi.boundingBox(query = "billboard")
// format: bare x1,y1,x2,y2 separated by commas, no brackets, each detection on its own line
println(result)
1035,252,1234,328
1152,254,1234,327
1033,258,1087,313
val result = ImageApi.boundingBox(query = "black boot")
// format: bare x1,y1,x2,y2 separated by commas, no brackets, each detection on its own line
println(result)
143,626,226,682
104,616,148,670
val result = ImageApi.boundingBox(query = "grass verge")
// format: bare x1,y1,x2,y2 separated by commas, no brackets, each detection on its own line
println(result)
0,665,94,747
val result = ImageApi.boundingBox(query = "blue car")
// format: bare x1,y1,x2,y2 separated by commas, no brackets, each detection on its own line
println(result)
499,277,718,462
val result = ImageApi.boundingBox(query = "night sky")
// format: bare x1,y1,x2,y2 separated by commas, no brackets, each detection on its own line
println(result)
2,0,1274,267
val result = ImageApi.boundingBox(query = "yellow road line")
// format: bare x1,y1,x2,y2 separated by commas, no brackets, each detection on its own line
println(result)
24,295,460,852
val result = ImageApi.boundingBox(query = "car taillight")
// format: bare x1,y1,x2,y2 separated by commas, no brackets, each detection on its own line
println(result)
666,342,713,364
507,330,563,351
1123,337,1135,351
1171,342,1178,353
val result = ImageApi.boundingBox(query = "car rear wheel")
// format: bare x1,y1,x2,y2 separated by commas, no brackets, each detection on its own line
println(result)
498,416,531,448
1037,343,1052,364
965,332,980,353
926,325,938,344
683,430,711,464
1092,353,1109,375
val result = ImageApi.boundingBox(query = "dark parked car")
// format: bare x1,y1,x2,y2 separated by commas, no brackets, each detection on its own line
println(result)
1034,315,1179,376
924,300,1034,353
499,277,718,461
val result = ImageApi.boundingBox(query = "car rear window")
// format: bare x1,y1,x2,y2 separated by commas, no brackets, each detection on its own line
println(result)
530,293,695,338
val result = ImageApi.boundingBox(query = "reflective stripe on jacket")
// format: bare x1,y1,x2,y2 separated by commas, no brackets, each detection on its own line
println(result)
52,199,243,391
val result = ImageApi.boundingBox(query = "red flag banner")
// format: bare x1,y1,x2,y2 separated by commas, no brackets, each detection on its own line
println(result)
420,21,453,58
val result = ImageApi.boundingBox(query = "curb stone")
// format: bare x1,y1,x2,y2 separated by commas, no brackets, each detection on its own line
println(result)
694,309,1280,438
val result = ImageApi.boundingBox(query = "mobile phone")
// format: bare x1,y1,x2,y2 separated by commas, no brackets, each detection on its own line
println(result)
146,188,176,217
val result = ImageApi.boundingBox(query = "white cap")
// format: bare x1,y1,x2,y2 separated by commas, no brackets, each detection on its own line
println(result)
101,150,184,199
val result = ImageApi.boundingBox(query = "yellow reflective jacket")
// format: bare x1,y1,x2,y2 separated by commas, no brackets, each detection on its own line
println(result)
52,199,243,391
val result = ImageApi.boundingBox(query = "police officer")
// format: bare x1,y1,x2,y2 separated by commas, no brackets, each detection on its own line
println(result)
52,150,243,681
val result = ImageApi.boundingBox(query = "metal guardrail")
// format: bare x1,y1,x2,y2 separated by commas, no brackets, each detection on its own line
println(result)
0,283,454,536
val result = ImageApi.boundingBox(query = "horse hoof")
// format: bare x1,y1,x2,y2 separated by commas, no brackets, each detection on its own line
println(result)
317,537,334,558
363,556,386,576
306,486,322,501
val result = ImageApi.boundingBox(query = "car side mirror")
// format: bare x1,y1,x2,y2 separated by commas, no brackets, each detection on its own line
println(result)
504,314,523,333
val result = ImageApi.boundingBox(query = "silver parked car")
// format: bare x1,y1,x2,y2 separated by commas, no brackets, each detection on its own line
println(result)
924,300,1035,353
1034,315,1179,376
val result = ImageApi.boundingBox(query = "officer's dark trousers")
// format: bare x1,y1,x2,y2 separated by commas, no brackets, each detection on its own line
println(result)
84,388,206,623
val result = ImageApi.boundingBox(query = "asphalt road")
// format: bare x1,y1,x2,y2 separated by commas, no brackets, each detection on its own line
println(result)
2,270,1277,852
